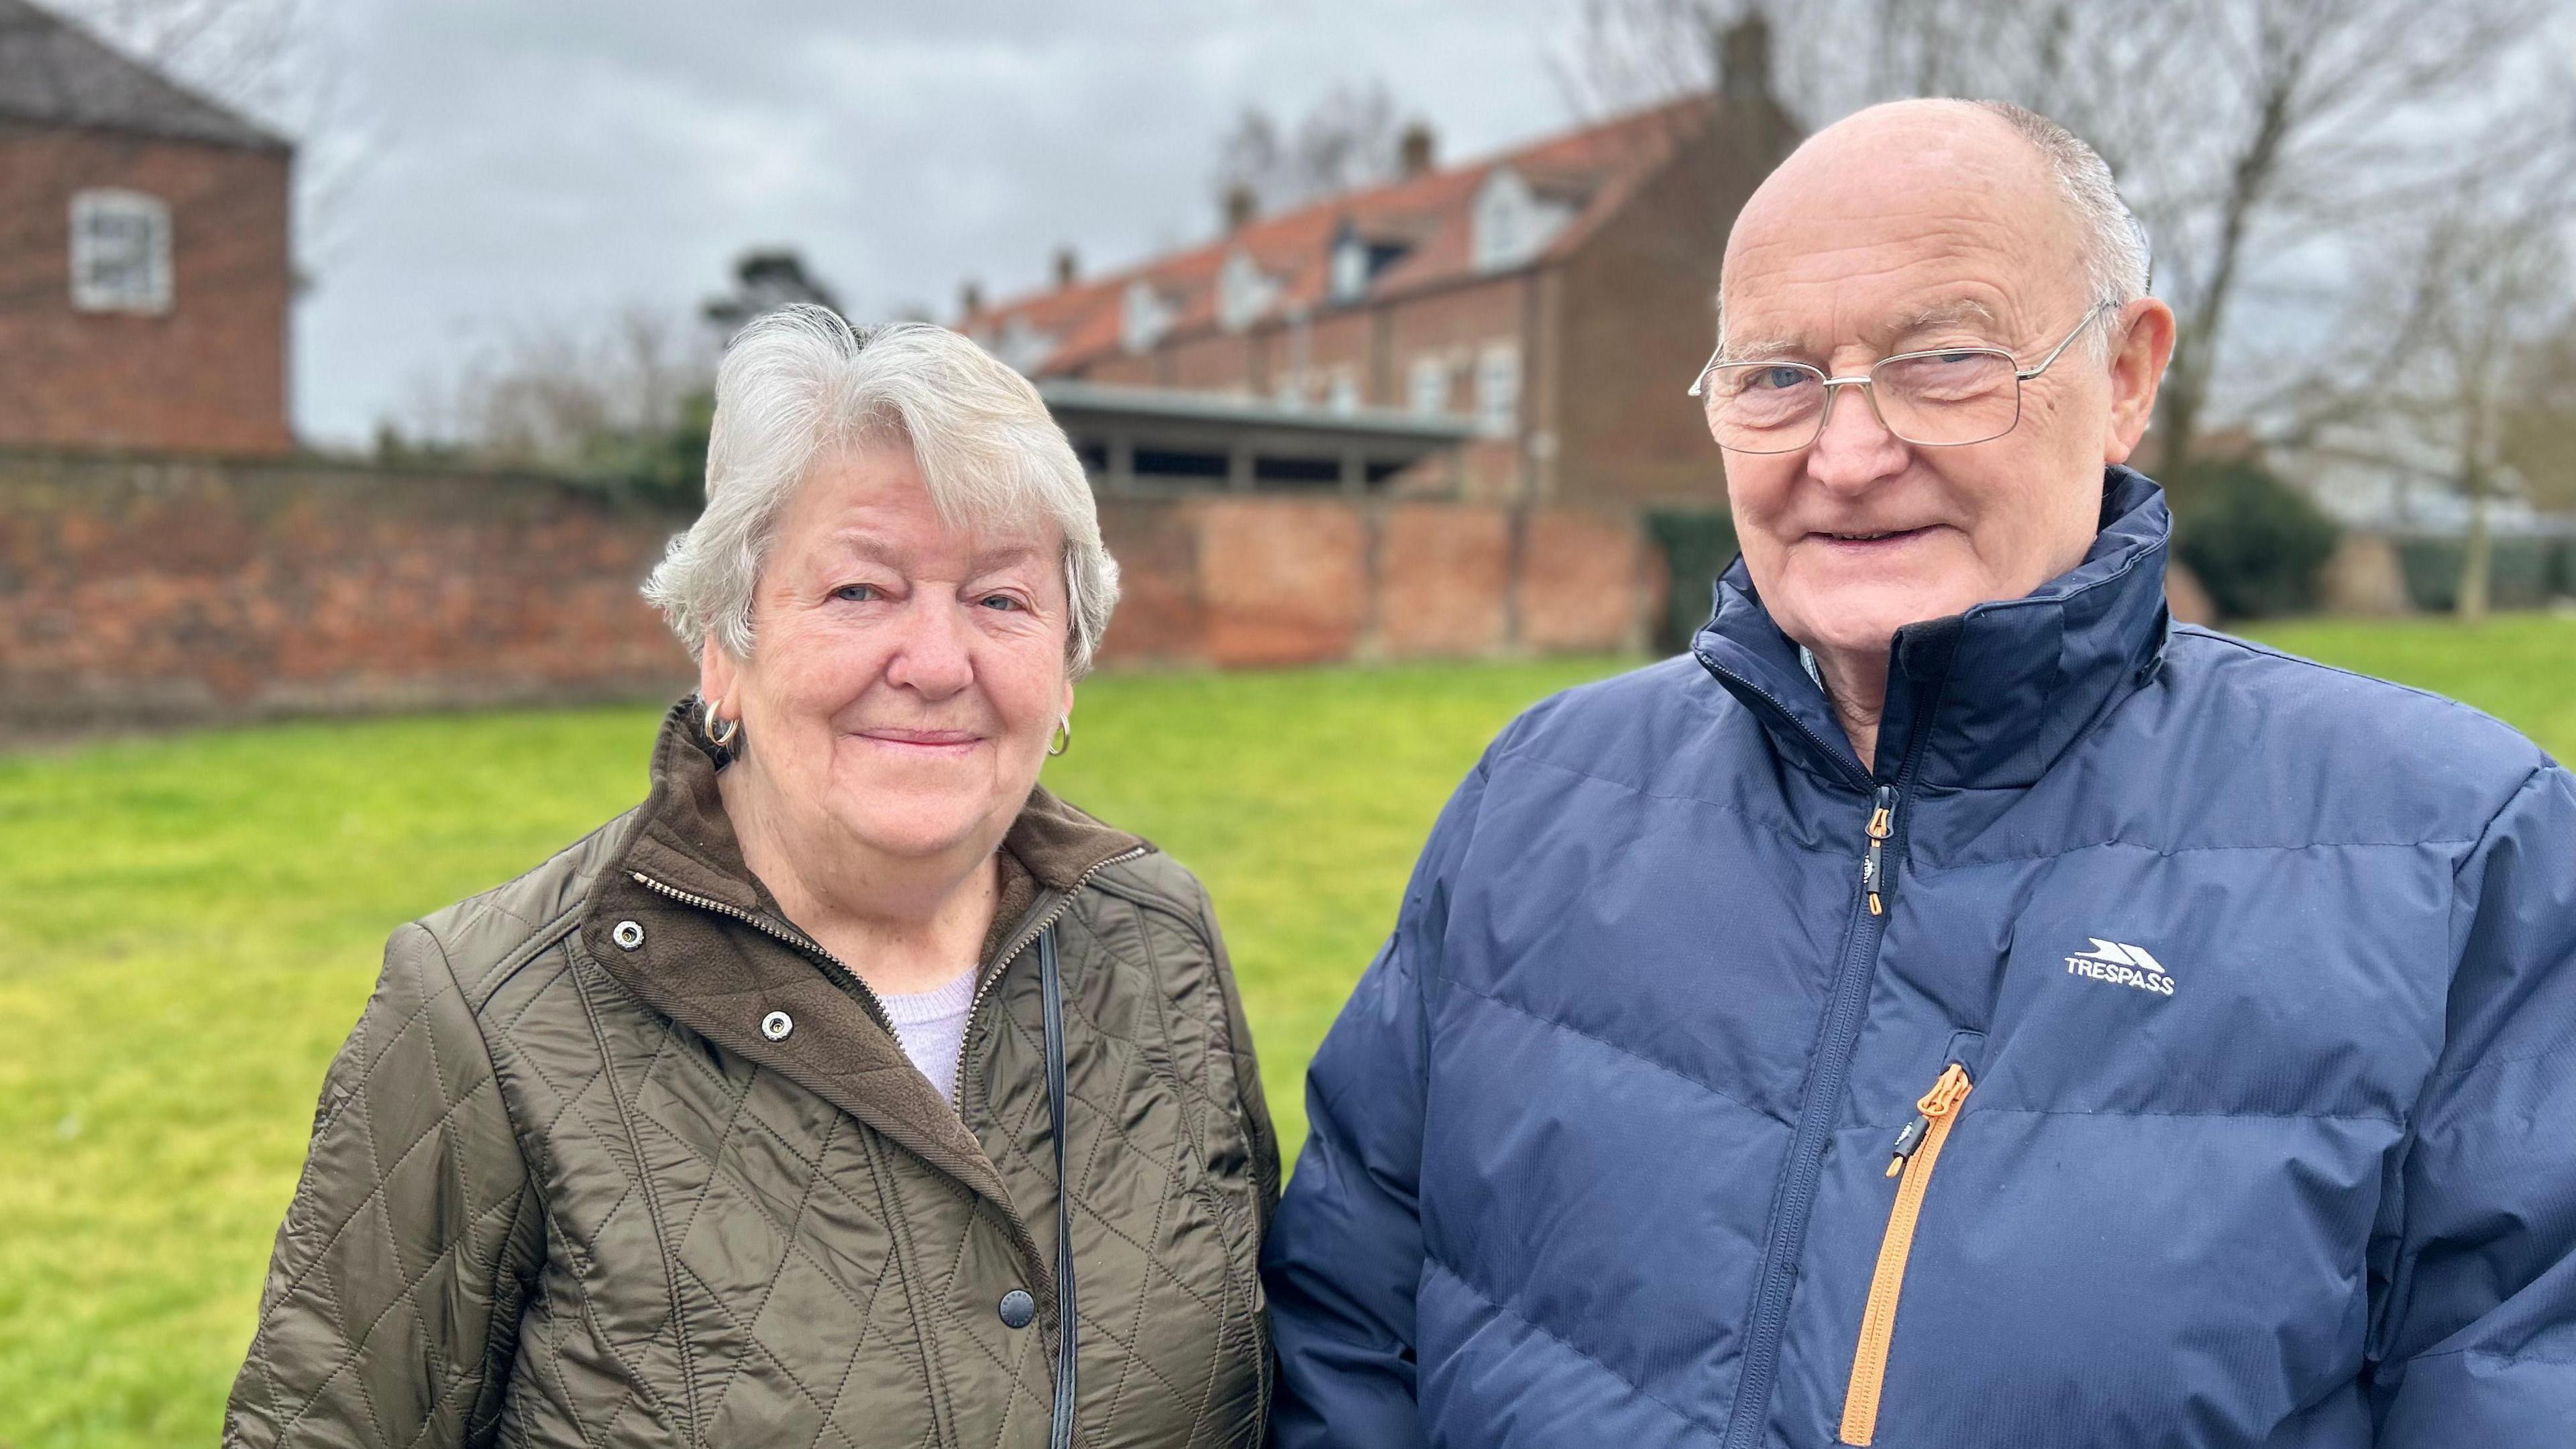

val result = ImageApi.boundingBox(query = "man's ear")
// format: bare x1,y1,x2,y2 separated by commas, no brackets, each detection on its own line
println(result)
2103,297,2177,466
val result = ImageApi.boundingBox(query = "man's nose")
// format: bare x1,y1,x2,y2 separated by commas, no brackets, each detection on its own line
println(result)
883,597,975,698
1805,380,1909,494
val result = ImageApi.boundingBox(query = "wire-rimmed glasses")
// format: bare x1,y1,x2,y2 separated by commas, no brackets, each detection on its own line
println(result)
1686,303,2116,454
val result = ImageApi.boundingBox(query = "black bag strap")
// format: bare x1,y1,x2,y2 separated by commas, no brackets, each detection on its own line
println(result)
1040,926,1079,1449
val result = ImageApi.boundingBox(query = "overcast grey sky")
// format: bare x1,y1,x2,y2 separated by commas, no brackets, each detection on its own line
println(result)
284,0,1580,445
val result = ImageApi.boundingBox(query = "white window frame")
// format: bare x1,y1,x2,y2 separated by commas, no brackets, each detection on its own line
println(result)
1218,248,1277,332
1327,368,1362,415
70,189,173,315
1477,343,1520,438
1122,279,1172,354
1328,235,1371,304
1407,354,1450,417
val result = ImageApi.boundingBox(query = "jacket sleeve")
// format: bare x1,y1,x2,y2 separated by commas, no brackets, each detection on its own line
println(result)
1263,753,1491,1449
225,923,543,1449
2372,763,2576,1444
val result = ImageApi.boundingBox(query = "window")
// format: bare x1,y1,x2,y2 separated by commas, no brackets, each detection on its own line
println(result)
1328,235,1371,304
1327,368,1361,415
1477,343,1519,437
1122,279,1172,354
1218,249,1277,332
1408,354,1450,416
1472,168,1573,274
70,190,172,314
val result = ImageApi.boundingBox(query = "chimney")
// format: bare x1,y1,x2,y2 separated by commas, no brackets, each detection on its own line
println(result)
959,278,984,317
1719,14,1772,102
1224,182,1258,232
1054,246,1079,288
1399,121,1436,178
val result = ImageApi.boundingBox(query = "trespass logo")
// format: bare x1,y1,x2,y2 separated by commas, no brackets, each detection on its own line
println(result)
2063,938,2176,996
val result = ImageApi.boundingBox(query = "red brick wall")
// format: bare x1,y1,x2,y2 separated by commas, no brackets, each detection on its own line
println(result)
1,453,1660,731
1091,494,1659,669
0,125,293,455
0,453,691,730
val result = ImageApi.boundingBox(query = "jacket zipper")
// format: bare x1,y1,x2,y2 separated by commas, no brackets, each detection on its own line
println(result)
1839,1063,1974,1447
629,871,898,1032
952,846,1149,1102
1700,650,1940,1449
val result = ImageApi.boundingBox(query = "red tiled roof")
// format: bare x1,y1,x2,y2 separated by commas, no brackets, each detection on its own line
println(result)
963,96,1712,375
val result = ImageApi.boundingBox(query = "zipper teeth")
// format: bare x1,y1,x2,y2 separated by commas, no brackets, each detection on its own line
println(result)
627,871,894,1030
1702,653,1940,1449
1841,1069,1974,1447
951,845,1148,1102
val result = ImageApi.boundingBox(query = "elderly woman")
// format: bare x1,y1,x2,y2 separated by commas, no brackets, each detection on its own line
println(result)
225,307,1277,1448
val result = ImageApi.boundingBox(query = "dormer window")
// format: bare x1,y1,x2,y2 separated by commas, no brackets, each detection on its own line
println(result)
1122,279,1173,354
1218,249,1278,332
70,189,172,315
1329,233,1371,304
1471,167,1573,273
994,316,1057,374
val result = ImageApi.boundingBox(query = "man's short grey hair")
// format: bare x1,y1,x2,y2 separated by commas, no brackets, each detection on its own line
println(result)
1971,99,2153,350
643,305,1120,676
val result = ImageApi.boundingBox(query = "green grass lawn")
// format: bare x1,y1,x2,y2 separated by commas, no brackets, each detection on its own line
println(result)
2,614,2571,1447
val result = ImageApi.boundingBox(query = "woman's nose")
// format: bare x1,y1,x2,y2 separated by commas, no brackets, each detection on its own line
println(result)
882,598,976,697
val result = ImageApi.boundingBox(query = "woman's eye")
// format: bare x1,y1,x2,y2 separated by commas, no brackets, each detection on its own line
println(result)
832,584,878,602
979,594,1023,612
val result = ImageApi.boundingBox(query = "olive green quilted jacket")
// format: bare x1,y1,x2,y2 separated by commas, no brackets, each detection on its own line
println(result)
225,704,1279,1447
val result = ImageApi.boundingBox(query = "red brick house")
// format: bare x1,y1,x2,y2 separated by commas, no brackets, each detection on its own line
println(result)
963,59,1793,509
0,0,293,455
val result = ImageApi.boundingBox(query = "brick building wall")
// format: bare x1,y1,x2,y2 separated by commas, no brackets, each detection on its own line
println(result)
1,452,1663,733
0,124,292,455
1556,102,1790,508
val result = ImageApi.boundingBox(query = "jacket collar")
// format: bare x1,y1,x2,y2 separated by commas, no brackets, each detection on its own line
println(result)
1693,465,2174,794
580,698,1146,1271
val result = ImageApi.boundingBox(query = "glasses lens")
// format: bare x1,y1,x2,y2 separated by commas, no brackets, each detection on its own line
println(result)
1700,363,1825,452
1873,350,2019,445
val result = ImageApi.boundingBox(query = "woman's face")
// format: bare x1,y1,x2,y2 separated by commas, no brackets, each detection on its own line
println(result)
702,444,1074,869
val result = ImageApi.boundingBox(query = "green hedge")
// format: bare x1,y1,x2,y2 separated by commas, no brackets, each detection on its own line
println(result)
2169,459,2341,619
1644,510,1740,653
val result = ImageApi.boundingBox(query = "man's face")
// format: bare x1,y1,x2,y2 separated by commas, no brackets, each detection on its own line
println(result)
1715,103,2147,665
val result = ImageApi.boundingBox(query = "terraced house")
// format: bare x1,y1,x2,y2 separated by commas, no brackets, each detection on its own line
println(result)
962,36,1794,510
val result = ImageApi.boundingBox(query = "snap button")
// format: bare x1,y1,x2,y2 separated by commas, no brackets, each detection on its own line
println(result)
610,920,645,950
996,1288,1036,1329
759,1010,794,1042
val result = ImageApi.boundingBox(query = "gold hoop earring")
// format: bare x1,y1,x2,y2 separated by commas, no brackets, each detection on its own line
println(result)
704,699,741,751
1047,718,1071,757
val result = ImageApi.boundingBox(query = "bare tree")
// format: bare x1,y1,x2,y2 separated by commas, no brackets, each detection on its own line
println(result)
1213,80,1409,216
2300,180,2576,619
1555,0,2571,482
391,304,714,474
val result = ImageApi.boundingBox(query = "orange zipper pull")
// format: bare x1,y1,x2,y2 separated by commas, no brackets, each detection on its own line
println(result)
1862,787,1896,916
1882,1063,1972,1177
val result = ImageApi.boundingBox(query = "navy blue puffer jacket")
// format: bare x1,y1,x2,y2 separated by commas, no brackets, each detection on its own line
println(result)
1264,468,2576,1447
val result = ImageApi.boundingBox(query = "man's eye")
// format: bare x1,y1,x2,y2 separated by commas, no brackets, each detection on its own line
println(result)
1749,366,1809,392
832,584,878,602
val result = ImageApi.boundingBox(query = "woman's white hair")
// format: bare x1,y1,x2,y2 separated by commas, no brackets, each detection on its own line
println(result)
643,305,1119,675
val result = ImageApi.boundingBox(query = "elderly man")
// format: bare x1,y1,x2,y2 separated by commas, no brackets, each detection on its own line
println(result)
1262,99,2576,1448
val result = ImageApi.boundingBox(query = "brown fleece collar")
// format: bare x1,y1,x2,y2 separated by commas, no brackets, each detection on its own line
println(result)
616,694,1147,920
